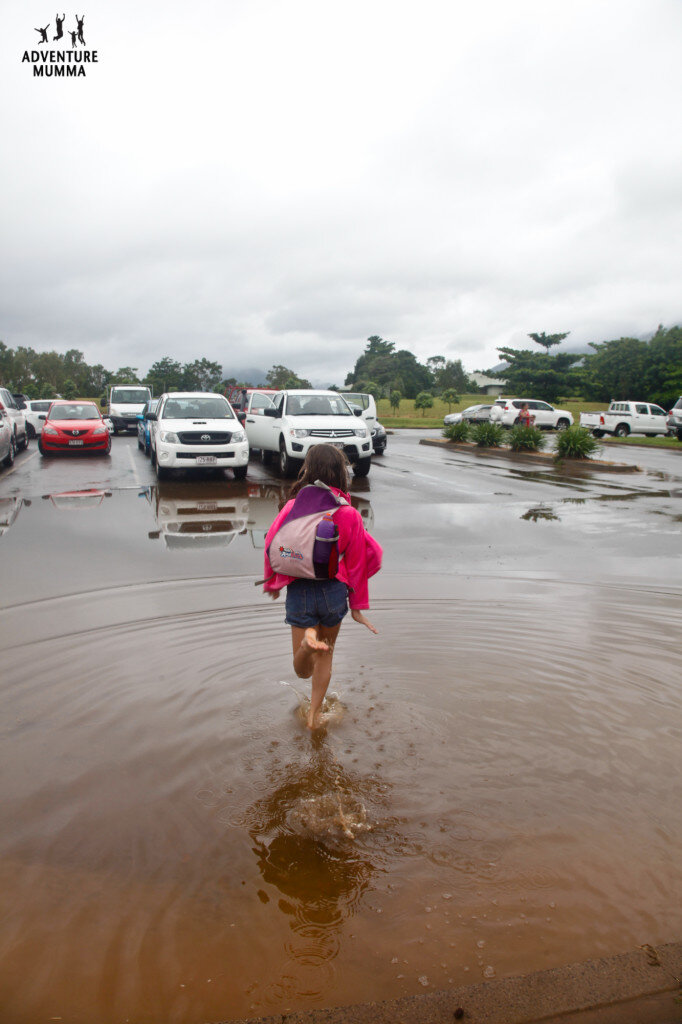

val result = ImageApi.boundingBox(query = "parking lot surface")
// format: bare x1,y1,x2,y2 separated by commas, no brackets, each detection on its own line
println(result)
0,431,680,1024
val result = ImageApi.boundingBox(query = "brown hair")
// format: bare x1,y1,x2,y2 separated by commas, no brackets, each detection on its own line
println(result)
282,444,351,507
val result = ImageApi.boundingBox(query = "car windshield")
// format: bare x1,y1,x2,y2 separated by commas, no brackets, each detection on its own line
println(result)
286,395,353,416
111,389,150,403
49,404,100,421
163,397,235,420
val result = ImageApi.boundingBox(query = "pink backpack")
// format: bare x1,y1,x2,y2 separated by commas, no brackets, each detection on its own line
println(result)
267,482,349,580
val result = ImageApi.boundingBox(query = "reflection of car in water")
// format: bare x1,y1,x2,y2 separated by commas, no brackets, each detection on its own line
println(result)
145,482,251,549
45,489,111,509
0,497,25,535
143,482,375,552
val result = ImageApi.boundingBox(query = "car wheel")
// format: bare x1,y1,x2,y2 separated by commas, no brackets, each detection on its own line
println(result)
592,429,604,438
614,424,630,437
676,429,682,442
556,419,570,430
279,440,298,478
233,465,248,480
18,430,29,450
105,440,112,456
353,456,372,477
150,446,157,467
3,436,15,467
113,424,119,436
38,440,51,458
26,423,36,439
155,460,169,480
261,449,274,465
138,434,144,450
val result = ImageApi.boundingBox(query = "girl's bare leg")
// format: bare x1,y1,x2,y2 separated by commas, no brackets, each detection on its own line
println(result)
291,623,342,729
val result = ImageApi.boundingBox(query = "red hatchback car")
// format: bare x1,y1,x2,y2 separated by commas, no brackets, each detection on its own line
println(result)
39,401,112,457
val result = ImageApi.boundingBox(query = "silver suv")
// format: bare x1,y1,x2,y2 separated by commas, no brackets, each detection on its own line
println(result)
668,397,682,440
0,387,29,455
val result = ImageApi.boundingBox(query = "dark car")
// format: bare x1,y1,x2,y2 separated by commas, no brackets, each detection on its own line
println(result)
371,421,387,455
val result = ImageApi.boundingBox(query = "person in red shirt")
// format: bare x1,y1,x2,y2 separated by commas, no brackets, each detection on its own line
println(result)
263,444,382,729
518,403,534,427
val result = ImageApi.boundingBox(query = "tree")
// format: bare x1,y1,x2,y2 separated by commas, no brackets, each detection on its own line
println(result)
182,358,223,391
111,366,141,385
497,333,580,402
529,331,570,351
355,380,382,400
414,391,434,416
390,390,401,412
266,364,311,389
144,358,183,394
442,388,459,411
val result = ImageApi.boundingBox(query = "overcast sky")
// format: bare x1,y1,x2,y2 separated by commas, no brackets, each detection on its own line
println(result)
2,0,681,386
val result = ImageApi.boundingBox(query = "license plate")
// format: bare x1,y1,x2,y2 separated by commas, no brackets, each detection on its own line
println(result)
68,439,84,446
195,455,217,465
197,501,217,511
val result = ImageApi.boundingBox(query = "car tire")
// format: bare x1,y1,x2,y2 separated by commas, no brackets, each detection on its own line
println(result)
592,429,604,438
3,436,15,467
26,423,36,439
261,449,274,465
556,419,570,430
614,424,630,437
677,429,682,442
353,456,372,477
279,440,299,478
38,440,51,458
138,434,144,450
150,446,157,467
233,465,248,480
155,461,169,480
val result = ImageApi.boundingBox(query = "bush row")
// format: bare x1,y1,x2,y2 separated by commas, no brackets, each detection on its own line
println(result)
443,422,603,459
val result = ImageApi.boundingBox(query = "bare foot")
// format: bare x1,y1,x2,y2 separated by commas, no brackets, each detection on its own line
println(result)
302,627,329,652
306,707,326,730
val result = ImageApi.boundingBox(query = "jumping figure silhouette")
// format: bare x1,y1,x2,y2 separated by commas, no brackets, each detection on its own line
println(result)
53,13,65,41
35,24,50,43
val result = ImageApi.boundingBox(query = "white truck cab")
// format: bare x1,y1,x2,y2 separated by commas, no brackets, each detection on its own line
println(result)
580,401,670,438
243,389,373,477
106,385,152,434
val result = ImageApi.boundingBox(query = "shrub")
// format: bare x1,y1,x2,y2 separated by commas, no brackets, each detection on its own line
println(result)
508,425,547,452
444,421,470,442
554,425,602,460
414,391,435,416
471,422,505,447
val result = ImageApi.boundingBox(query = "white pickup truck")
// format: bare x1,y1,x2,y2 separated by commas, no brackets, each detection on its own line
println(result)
242,389,373,476
579,401,670,438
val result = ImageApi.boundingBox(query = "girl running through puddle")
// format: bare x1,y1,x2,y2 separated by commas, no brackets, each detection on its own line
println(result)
263,444,382,730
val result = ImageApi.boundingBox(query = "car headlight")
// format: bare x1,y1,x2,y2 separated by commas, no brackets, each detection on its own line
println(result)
373,424,386,436
159,430,180,444
43,425,58,435
92,426,107,436
231,429,246,442
354,427,368,437
290,428,310,438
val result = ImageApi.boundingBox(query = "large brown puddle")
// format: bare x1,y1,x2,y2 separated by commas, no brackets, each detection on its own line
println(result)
0,474,680,1023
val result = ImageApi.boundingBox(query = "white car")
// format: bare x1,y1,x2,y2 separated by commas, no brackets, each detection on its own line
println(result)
489,398,573,429
147,392,249,480
24,399,55,438
243,389,372,477
443,404,493,426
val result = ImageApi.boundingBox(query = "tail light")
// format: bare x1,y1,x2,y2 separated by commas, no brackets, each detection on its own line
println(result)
599,415,605,425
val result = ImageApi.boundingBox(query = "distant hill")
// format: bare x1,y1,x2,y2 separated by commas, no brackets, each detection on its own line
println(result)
222,367,269,386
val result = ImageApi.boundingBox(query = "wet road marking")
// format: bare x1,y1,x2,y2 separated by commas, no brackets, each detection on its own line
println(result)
1,448,39,479
125,445,143,486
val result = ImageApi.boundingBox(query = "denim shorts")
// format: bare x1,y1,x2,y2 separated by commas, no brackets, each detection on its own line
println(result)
285,578,349,628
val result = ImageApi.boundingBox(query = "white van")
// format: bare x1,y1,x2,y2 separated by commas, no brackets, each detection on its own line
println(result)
343,392,377,428
106,385,152,434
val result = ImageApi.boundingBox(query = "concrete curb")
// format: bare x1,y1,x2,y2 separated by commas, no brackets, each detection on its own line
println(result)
227,942,682,1024
420,437,641,472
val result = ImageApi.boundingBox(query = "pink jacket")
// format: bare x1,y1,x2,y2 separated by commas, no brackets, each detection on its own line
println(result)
263,487,382,610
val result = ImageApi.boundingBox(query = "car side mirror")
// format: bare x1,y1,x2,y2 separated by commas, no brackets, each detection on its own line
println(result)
353,407,362,417
263,407,278,417
145,412,157,421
